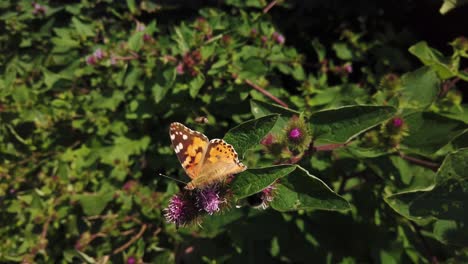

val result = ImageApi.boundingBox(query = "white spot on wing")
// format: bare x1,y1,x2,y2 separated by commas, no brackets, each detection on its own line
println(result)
182,134,188,140
178,142,183,150
170,134,175,140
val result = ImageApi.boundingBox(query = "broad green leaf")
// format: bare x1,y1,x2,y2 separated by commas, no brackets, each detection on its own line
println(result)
399,67,440,110
231,165,297,199
451,130,468,149
386,149,468,245
251,99,300,118
200,209,245,238
250,99,300,134
433,219,468,246
401,112,466,155
409,42,455,79
77,190,114,216
310,105,396,144
71,17,94,39
223,114,279,159
271,166,350,211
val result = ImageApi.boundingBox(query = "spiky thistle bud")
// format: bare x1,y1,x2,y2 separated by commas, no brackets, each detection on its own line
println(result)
283,116,312,152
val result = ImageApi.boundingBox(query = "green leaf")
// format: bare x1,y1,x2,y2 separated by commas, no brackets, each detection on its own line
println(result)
189,74,205,98
238,58,268,79
409,42,456,79
223,114,279,159
399,67,440,110
451,130,468,149
433,219,468,246
440,0,468,14
401,112,466,155
385,149,468,245
332,42,354,60
152,83,167,103
126,0,137,13
71,17,94,39
270,166,350,211
77,189,114,216
250,99,300,134
128,31,144,51
200,209,245,238
310,105,397,144
231,165,297,199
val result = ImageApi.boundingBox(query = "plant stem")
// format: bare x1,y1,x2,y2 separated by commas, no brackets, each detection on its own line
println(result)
245,79,289,108
113,224,147,255
313,143,347,152
398,152,439,171
263,0,278,13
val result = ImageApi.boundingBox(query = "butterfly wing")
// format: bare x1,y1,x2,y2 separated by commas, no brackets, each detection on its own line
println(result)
169,122,209,179
186,139,247,189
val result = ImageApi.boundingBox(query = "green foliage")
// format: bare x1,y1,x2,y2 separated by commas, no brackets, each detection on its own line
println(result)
386,149,468,245
310,105,397,144
0,0,467,263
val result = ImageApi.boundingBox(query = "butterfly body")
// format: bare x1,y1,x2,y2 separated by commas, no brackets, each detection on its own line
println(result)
169,122,247,190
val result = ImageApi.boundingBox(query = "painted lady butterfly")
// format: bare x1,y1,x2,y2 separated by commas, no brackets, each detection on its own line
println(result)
169,122,247,190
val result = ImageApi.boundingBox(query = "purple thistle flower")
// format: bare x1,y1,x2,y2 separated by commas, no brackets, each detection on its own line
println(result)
343,63,353,74
127,256,136,264
248,184,276,209
143,33,152,42
93,48,104,60
164,193,198,227
32,3,46,15
250,28,258,37
196,186,224,215
261,133,275,146
86,55,97,65
257,184,276,209
176,62,185,75
272,32,285,45
288,128,302,140
392,117,404,128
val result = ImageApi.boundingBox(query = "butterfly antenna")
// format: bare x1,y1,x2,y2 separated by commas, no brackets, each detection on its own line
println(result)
158,173,188,185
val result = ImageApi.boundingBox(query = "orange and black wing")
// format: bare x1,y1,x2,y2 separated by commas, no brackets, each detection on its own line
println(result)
169,122,209,179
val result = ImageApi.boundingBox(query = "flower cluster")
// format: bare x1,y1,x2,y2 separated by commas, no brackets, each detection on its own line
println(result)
32,2,46,15
261,116,312,163
381,117,409,147
284,116,312,153
332,63,353,76
164,185,226,227
194,17,212,40
176,50,202,76
272,32,285,45
86,48,105,66
361,116,409,149
247,184,276,209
